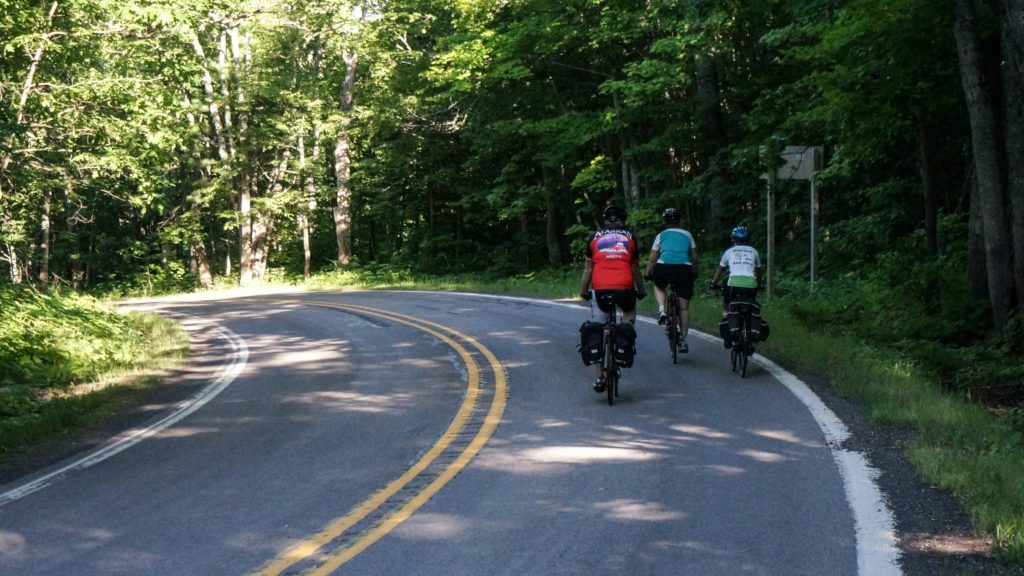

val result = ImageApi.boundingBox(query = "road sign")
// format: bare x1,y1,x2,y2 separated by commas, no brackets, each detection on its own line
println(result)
763,145,824,295
776,146,823,181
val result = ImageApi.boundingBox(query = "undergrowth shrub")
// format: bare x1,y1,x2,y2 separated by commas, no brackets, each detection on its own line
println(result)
0,287,163,393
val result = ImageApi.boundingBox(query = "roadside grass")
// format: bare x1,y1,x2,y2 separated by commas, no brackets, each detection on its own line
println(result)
684,282,1024,563
0,288,189,457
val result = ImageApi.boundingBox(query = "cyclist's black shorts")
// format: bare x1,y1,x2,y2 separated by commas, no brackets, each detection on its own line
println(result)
594,289,636,315
723,285,758,306
652,263,695,300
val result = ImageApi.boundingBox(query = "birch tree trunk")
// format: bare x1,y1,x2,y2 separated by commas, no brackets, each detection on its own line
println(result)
0,0,59,203
239,172,254,285
954,0,1015,329
299,132,312,279
38,187,51,283
298,123,321,279
191,28,229,162
232,22,255,285
333,51,358,266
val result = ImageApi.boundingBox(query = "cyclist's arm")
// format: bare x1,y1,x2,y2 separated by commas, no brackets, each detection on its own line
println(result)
711,265,726,286
631,260,646,297
644,249,659,277
579,258,595,298
689,247,699,277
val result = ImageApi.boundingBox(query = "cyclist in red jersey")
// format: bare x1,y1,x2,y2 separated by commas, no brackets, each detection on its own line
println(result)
579,205,646,391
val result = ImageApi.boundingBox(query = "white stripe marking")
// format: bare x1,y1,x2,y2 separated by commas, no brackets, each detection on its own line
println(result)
0,312,248,506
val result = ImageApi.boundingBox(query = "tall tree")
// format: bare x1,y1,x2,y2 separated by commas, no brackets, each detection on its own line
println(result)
954,0,1015,329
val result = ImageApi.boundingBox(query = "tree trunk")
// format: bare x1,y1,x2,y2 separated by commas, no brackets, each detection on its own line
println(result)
542,167,562,266
954,0,1015,328
38,186,51,283
3,245,22,284
239,172,254,286
182,91,213,288
0,0,58,204
191,28,230,162
332,51,358,266
916,115,941,255
695,52,729,239
191,227,213,287
968,175,989,299
253,151,290,281
610,90,641,209
998,0,1024,308
299,130,317,279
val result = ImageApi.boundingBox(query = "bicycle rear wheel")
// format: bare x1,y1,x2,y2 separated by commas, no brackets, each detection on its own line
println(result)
739,343,749,378
668,295,681,364
604,331,617,405
738,316,750,378
668,315,678,365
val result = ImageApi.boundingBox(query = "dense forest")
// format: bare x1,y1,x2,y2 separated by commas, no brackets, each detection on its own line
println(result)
1,0,1022,331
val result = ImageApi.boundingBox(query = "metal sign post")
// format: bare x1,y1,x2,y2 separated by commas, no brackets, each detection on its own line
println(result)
767,145,823,293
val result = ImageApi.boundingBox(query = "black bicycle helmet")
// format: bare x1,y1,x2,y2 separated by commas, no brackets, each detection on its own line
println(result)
663,207,680,226
731,225,751,244
602,205,628,226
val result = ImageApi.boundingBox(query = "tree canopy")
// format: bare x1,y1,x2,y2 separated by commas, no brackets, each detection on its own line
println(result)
1,0,1022,329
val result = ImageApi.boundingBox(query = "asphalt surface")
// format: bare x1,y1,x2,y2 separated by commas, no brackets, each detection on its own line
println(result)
0,289,981,576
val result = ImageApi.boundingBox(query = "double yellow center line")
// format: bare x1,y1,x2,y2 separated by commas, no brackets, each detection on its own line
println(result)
252,301,507,576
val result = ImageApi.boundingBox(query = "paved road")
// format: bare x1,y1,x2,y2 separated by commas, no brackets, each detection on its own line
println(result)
0,290,899,576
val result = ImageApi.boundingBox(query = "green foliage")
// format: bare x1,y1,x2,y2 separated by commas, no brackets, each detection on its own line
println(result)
0,287,187,453
92,263,199,299
0,288,147,390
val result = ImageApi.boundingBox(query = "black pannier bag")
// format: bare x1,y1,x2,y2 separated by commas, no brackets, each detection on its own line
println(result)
726,311,741,338
719,317,731,340
613,322,637,367
750,313,770,342
578,321,604,365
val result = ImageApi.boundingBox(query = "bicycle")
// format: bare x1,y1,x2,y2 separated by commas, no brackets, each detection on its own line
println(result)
711,284,759,378
599,306,622,405
663,283,684,364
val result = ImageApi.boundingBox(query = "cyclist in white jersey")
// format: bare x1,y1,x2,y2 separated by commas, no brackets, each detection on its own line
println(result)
644,207,698,352
710,225,762,314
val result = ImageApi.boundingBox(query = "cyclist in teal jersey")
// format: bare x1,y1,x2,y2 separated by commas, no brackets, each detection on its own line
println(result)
644,208,698,352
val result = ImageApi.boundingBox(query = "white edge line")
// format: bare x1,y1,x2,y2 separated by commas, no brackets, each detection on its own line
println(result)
0,311,249,507
394,290,903,576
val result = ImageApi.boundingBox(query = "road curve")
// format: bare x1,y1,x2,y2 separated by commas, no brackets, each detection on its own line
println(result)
0,290,899,576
